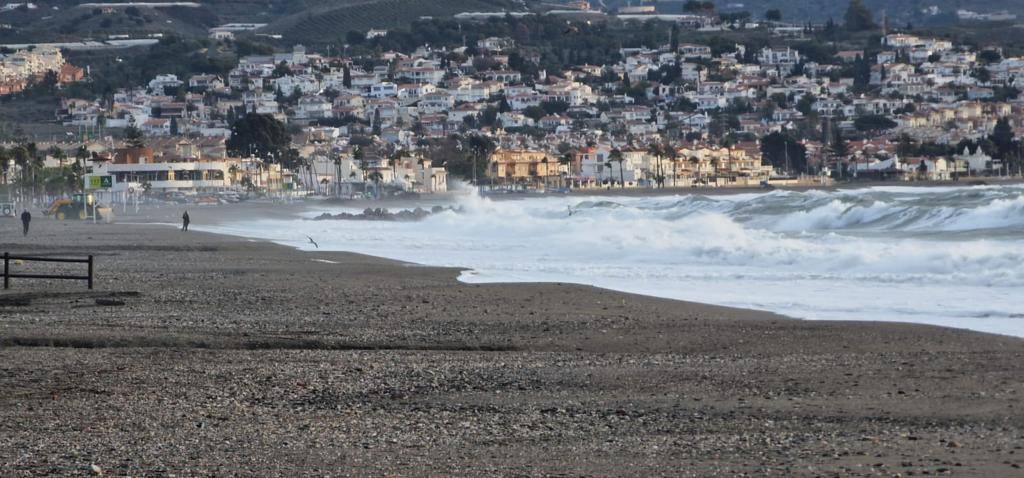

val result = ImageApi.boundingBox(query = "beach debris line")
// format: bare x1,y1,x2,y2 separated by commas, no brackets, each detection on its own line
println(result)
313,206,462,222
95,297,126,307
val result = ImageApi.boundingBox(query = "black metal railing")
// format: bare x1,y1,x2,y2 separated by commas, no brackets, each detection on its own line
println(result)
2,253,94,290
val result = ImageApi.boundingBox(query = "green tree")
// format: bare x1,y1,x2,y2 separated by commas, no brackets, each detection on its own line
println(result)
844,0,876,32
989,117,1015,159
664,143,680,187
450,134,496,184
978,50,1002,64
227,113,291,161
273,61,292,78
765,9,782,22
647,142,665,188
75,145,90,165
760,132,807,174
48,146,67,166
854,114,898,133
973,67,992,84
388,147,409,182
828,124,850,177
372,109,382,136
124,125,146,148
367,170,384,198
0,146,9,184
608,148,626,188
522,106,545,122
558,150,575,186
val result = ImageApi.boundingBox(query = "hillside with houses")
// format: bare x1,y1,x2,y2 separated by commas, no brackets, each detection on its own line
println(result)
1,0,1023,204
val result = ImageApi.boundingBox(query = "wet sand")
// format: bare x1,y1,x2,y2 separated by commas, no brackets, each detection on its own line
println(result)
1,208,1022,477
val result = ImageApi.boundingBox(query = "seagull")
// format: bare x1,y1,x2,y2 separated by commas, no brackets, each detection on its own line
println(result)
306,235,319,248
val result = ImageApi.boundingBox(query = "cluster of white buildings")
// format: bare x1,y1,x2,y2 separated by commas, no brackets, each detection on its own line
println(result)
0,47,74,94
32,20,1024,198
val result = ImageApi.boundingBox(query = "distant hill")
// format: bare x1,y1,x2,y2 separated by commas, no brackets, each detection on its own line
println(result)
608,0,1024,23
0,0,322,44
0,0,522,45
0,3,218,44
263,0,522,45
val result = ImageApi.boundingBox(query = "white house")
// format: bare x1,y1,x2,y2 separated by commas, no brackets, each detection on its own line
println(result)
148,74,184,93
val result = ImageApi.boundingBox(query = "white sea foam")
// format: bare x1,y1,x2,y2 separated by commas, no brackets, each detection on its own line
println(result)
197,184,1024,337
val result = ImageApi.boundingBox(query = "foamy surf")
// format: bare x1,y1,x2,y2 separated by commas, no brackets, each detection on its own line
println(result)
196,184,1024,337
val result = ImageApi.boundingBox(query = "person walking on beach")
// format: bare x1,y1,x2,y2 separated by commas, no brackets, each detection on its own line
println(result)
181,211,190,231
20,209,31,236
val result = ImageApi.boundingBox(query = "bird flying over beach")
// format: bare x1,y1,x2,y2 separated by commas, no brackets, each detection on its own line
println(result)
306,235,319,248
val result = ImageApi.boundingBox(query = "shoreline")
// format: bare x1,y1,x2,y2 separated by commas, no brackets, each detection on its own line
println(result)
199,218,1024,339
174,189,1024,339
2,196,1023,476
5,213,1020,348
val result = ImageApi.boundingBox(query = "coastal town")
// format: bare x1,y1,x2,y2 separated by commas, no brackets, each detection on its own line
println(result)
1,0,1023,206
3,2,1024,477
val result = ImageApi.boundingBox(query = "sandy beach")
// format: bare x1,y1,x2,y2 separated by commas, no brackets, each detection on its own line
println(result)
1,205,1023,477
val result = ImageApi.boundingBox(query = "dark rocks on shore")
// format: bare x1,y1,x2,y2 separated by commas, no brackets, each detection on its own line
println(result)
313,206,462,222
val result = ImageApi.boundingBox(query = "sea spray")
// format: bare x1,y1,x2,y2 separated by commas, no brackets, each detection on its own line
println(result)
197,184,1024,337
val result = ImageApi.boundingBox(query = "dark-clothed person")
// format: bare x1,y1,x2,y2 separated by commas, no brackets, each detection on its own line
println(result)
20,210,31,236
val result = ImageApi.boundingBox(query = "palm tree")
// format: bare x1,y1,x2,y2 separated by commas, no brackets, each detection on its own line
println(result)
689,156,701,185
664,144,679,187
389,148,409,184
10,144,30,200
228,164,239,186
557,150,574,188
75,145,90,166
416,155,429,189
462,134,496,185
48,146,67,167
352,146,365,180
27,144,44,200
367,170,384,198
332,155,343,196
609,148,626,188
306,157,320,195
0,146,9,185
68,162,84,194
647,142,664,188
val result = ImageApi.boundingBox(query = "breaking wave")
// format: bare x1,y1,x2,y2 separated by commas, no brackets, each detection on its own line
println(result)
202,184,1024,337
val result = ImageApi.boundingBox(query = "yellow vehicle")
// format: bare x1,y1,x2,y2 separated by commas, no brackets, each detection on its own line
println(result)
45,194,102,221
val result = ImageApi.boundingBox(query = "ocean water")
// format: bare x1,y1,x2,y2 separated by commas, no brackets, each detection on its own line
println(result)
199,184,1024,337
